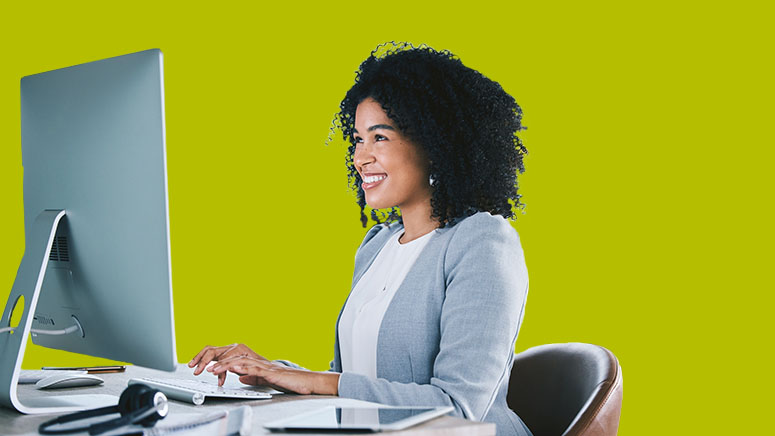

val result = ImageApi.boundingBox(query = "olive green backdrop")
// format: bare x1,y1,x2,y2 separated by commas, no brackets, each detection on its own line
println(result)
0,1,771,434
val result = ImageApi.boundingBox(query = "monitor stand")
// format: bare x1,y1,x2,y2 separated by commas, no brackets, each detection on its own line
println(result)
0,210,117,414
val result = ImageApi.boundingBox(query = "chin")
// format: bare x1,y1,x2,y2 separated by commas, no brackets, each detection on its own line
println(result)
364,197,396,211
366,203,395,210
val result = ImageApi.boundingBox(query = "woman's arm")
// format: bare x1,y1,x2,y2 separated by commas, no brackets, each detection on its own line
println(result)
208,356,340,394
201,214,527,409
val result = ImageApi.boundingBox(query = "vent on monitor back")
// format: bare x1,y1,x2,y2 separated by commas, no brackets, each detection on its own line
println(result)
49,236,70,262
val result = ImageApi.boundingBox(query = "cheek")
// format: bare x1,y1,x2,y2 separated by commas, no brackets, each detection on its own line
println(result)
393,165,429,195
377,143,429,183
401,154,430,181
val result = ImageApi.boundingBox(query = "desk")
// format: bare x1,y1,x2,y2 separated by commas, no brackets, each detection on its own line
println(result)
0,365,495,435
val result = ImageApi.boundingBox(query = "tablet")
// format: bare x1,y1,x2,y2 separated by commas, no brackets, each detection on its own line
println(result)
264,406,454,432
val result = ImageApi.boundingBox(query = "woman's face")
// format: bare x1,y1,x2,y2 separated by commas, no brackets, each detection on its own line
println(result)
353,98,432,211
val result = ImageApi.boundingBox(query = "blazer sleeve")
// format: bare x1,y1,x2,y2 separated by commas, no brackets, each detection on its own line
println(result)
337,213,529,421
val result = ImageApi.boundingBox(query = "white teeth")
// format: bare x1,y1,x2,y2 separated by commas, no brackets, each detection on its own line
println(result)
364,175,386,184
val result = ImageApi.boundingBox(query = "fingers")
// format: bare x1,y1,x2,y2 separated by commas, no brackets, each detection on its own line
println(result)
229,344,267,362
208,355,270,378
238,375,284,392
192,348,219,375
189,346,214,375
189,344,236,375
188,346,212,368
211,357,300,391
238,375,260,385
189,343,267,379
210,354,252,365
211,358,314,394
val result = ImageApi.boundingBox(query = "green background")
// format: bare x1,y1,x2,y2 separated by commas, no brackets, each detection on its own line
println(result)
0,1,771,434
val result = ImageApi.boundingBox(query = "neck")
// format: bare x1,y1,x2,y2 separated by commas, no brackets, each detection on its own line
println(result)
398,200,439,244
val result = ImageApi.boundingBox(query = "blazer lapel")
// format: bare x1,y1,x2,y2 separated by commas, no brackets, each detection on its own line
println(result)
351,224,404,289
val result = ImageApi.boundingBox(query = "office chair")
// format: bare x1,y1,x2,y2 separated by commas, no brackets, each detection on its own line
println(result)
507,343,623,436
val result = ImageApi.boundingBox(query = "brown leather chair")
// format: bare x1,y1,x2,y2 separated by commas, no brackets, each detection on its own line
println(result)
507,343,623,436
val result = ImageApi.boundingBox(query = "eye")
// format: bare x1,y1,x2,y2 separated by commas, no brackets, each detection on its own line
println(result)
353,135,363,144
375,134,387,141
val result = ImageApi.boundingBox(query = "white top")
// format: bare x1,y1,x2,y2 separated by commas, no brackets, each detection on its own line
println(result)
338,228,435,378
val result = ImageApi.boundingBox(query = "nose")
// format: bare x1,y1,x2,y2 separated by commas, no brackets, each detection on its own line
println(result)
353,141,374,173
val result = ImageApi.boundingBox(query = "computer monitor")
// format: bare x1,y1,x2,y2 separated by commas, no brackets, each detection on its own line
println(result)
0,49,177,414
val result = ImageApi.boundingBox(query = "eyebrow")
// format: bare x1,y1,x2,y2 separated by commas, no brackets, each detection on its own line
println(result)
353,124,396,134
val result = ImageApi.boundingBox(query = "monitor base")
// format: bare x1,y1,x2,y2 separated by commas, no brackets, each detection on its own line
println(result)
14,394,118,414
0,210,97,414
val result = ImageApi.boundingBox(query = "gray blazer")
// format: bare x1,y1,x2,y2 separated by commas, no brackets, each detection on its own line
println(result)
284,212,532,436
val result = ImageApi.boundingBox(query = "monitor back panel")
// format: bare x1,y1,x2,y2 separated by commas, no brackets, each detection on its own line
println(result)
20,49,176,371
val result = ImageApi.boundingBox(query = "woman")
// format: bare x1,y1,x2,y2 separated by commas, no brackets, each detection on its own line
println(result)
189,42,532,435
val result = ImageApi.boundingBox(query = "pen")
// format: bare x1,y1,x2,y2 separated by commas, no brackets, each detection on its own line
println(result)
41,365,127,374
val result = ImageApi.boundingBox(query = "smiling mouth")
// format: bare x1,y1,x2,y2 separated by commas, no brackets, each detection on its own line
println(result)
362,174,387,190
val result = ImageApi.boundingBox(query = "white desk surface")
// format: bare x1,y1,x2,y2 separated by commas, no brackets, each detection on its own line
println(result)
0,364,495,435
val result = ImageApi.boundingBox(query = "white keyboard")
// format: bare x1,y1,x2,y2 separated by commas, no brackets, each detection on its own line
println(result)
129,377,276,405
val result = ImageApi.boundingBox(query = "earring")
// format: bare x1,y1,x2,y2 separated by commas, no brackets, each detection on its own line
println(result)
429,175,435,186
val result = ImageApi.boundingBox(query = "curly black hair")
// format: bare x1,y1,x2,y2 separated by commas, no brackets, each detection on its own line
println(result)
332,42,527,228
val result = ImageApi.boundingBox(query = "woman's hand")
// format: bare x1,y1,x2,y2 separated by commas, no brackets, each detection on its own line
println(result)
188,343,267,386
208,355,340,395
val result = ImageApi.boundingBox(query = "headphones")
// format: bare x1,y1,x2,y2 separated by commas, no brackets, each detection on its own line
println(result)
39,383,168,435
